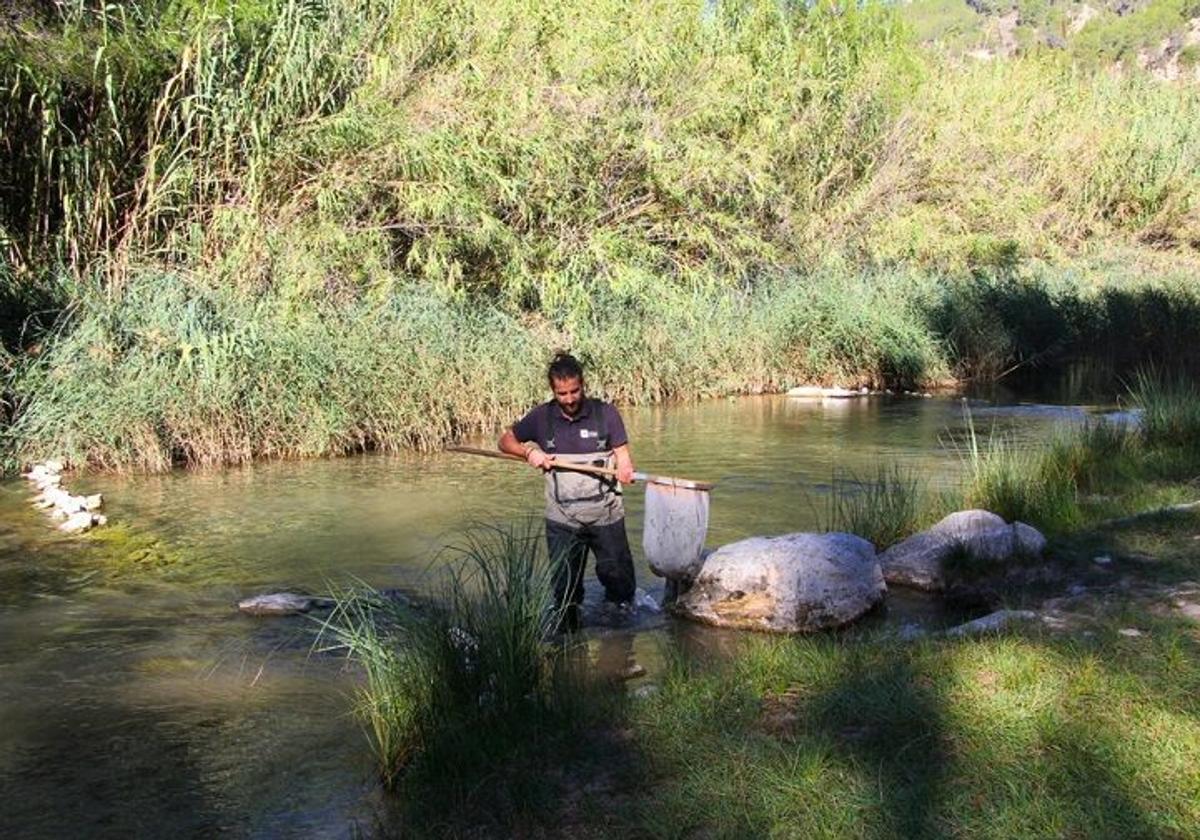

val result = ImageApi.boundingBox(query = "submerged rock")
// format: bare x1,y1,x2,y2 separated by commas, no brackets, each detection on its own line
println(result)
944,609,1037,637
237,592,334,616
674,532,885,633
880,510,1046,592
58,511,104,534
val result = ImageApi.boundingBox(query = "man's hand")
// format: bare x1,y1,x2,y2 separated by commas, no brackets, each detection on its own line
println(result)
499,427,551,470
527,447,554,471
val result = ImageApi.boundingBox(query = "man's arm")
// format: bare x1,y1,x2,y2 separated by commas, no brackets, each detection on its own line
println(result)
613,443,635,485
499,425,553,471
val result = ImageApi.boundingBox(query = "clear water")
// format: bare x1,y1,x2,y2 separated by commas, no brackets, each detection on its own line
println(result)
0,392,1118,837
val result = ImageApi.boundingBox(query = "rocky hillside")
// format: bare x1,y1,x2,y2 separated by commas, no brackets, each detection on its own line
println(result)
905,0,1200,80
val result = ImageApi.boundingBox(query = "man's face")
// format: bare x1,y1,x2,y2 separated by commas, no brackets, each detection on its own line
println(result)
551,375,585,417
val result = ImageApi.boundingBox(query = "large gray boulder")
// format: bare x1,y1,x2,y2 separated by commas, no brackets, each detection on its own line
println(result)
674,532,885,633
880,510,1046,591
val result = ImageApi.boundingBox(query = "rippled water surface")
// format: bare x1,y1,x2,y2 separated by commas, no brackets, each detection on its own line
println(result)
0,391,1121,837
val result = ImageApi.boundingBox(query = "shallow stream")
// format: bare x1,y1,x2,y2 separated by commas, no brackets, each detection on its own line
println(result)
0,387,1125,837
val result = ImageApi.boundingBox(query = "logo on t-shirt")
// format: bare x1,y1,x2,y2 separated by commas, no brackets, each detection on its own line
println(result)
579,429,596,439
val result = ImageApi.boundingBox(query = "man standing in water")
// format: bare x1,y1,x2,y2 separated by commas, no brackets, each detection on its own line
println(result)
498,353,636,630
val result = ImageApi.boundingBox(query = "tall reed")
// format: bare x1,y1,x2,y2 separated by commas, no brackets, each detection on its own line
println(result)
960,409,1081,531
319,525,583,790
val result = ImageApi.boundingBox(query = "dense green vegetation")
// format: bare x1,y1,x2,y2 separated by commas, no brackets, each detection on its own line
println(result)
3,0,1200,472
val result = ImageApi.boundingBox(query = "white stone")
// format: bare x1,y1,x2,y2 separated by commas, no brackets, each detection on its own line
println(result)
58,511,97,534
34,474,62,490
83,494,103,511
674,532,885,633
822,387,863,399
786,385,827,398
786,385,868,400
1118,628,1143,638
928,509,1007,539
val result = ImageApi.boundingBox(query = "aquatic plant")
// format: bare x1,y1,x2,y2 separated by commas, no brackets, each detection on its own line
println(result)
1128,367,1200,449
318,525,598,792
823,463,931,549
959,410,1081,532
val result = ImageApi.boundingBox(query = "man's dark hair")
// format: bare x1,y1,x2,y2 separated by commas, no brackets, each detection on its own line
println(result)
548,352,584,383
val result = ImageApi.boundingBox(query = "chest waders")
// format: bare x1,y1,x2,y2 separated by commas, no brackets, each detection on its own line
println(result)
537,399,624,527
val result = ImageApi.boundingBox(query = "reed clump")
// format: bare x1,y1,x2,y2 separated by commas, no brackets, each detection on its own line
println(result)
957,372,1200,534
823,464,932,549
320,525,610,796
1128,367,1200,449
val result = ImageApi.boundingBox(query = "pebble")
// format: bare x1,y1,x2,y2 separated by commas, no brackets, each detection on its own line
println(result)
1093,555,1113,566
1118,628,1143,637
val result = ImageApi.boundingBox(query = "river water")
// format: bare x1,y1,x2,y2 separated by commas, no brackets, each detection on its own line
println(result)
0,390,1122,837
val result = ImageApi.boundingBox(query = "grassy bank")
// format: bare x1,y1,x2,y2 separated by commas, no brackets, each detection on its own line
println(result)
4,0,1200,472
11,265,1200,472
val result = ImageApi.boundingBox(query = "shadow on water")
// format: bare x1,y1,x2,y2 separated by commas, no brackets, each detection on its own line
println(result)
0,699,224,838
931,271,1200,398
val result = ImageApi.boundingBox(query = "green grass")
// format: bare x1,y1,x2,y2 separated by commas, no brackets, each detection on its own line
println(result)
1129,367,1200,449
954,372,1200,536
823,463,933,549
631,617,1200,839
6,266,953,469
960,414,1084,533
318,523,622,819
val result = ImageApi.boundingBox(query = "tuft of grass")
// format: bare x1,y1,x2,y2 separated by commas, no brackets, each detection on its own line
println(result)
318,524,611,805
1128,367,1200,449
823,463,931,549
961,415,1081,533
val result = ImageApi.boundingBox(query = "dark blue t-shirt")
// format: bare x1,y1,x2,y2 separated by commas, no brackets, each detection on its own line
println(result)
512,398,628,455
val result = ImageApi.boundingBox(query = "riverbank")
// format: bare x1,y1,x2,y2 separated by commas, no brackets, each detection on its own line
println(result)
8,264,1200,473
